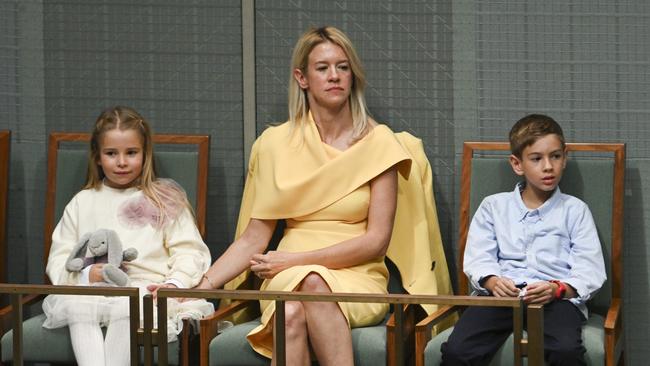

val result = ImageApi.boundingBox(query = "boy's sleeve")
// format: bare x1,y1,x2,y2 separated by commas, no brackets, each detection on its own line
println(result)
164,208,212,288
463,198,502,294
564,203,607,301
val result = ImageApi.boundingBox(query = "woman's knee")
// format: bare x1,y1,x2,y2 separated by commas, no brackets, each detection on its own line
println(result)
283,301,307,337
298,272,332,293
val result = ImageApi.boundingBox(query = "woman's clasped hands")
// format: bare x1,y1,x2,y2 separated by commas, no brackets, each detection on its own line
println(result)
249,250,295,279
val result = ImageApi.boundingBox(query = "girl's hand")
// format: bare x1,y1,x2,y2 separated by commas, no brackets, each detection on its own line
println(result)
523,281,555,305
146,283,178,301
89,264,105,283
484,276,520,297
250,251,295,279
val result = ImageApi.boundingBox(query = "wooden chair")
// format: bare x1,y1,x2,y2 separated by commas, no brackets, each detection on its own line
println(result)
415,142,625,366
0,131,10,287
0,132,210,365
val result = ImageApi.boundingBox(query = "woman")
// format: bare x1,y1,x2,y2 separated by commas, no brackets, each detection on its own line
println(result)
199,26,415,365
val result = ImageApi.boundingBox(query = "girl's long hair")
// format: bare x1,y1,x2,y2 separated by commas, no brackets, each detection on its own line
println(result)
85,106,194,228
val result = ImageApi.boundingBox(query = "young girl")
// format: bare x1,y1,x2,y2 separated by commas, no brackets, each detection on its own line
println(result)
42,106,213,366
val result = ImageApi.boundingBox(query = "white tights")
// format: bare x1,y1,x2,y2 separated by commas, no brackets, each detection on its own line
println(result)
68,318,131,366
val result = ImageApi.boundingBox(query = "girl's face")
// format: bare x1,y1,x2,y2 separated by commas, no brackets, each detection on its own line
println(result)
97,129,144,189
294,41,353,110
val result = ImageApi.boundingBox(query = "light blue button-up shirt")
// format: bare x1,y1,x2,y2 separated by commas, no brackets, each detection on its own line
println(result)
464,182,606,317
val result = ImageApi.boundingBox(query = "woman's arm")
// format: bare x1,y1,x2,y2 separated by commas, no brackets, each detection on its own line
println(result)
197,218,276,289
250,166,398,279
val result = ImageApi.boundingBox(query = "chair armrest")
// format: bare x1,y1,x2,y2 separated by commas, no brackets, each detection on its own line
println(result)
385,304,427,366
199,299,256,366
0,294,46,335
604,297,623,366
414,305,461,366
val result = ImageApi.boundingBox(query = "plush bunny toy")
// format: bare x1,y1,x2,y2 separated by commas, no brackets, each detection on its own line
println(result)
65,228,138,286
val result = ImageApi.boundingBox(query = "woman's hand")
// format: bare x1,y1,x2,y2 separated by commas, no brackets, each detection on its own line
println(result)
484,276,520,297
146,283,178,301
250,251,296,279
523,281,556,305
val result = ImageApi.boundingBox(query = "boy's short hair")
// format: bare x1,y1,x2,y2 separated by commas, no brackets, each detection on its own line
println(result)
509,114,565,158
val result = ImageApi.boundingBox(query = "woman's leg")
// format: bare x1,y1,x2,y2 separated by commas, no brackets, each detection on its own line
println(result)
298,272,354,366
272,301,311,366
69,321,106,366
104,317,131,366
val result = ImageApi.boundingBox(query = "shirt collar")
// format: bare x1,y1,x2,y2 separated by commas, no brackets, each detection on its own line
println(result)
512,181,562,221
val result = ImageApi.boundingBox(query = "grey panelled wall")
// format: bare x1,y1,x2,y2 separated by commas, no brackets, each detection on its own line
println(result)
1,0,649,364
1,0,244,284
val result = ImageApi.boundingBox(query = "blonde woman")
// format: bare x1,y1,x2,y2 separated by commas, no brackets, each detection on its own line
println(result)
199,27,416,365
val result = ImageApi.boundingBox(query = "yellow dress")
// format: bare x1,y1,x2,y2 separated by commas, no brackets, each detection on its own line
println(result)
226,118,453,357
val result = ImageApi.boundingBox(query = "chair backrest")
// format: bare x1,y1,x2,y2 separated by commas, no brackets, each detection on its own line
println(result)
0,131,10,285
43,132,210,282
458,142,625,316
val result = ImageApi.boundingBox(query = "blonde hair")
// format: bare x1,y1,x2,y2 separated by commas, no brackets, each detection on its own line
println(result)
288,26,372,141
85,106,194,228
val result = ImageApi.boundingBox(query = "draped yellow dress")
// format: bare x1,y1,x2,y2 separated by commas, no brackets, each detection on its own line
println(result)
226,117,453,358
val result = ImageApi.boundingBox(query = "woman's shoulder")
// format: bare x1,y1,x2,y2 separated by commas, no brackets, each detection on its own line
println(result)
258,121,291,139
252,121,292,151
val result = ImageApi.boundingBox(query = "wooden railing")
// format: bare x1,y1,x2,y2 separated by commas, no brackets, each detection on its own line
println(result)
0,284,140,366
151,288,545,366
0,284,544,366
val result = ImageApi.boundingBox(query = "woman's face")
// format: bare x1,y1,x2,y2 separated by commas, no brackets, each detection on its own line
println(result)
294,41,353,110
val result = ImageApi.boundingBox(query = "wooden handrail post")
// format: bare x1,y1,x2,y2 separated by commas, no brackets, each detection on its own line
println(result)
143,294,153,366
157,295,168,366
10,294,23,366
513,300,523,366
129,293,140,366
273,300,286,366
394,303,404,366
527,304,544,366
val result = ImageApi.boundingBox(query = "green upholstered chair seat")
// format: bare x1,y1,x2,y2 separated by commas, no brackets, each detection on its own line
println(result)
424,312,606,366
0,313,181,365
208,318,388,366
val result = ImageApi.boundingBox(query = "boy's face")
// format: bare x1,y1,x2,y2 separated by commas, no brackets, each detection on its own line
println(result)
509,134,567,197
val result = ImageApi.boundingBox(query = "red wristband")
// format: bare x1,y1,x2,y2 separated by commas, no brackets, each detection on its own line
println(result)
549,280,566,300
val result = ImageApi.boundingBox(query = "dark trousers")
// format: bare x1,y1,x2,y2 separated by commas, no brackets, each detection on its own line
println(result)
441,300,586,366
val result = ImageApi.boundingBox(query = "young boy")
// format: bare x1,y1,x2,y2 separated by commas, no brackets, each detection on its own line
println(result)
441,114,606,366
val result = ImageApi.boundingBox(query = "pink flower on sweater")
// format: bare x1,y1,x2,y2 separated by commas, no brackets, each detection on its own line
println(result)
118,196,158,229
117,180,186,230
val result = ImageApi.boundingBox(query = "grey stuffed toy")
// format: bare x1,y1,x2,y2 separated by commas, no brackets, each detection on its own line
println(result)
65,228,138,286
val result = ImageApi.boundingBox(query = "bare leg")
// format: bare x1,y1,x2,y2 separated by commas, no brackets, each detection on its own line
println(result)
299,273,354,366
271,301,310,366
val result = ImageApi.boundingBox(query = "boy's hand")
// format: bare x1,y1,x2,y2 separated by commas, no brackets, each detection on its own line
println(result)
522,281,555,304
484,276,520,297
